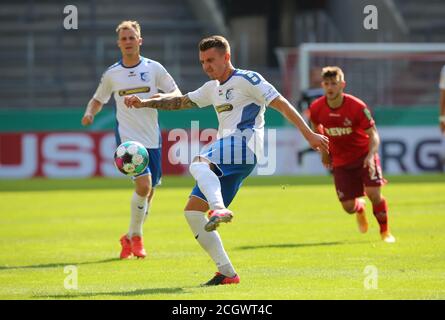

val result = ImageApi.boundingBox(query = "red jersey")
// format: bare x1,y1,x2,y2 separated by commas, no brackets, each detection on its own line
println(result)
309,93,375,168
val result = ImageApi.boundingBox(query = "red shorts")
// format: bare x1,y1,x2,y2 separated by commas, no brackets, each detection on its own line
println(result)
332,154,386,202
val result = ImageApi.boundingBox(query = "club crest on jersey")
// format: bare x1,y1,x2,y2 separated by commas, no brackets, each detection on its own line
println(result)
225,88,235,101
140,72,149,82
215,103,234,113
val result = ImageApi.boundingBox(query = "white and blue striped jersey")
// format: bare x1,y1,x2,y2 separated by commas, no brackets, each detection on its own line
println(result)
188,69,280,157
93,57,178,148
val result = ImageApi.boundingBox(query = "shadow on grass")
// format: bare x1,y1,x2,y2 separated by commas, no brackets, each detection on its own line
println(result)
0,258,120,271
38,287,188,299
236,241,368,251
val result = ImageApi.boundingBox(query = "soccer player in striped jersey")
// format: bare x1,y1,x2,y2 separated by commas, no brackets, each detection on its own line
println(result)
124,36,329,285
309,66,395,243
81,21,182,259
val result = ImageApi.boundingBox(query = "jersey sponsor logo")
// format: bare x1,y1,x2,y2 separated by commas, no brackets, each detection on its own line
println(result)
324,127,353,136
329,113,341,117
215,103,234,113
140,72,150,82
118,87,151,96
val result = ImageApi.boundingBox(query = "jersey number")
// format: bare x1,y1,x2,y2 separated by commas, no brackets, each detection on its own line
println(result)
237,70,261,85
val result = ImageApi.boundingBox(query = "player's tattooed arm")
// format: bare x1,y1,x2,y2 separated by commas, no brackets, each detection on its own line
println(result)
124,94,197,110
144,95,197,110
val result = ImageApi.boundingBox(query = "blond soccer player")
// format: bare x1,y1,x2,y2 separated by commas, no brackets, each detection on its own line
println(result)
309,66,396,243
82,21,182,259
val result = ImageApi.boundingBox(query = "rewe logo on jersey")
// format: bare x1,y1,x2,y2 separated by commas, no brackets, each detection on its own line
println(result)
324,127,353,136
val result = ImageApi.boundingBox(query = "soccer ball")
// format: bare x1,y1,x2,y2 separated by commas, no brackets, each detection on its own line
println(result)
114,141,149,176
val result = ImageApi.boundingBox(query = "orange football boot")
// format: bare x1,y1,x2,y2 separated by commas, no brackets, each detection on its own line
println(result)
131,236,147,258
355,199,368,234
119,235,133,259
381,231,396,243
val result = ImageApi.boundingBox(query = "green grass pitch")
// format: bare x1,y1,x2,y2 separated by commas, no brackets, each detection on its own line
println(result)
0,175,444,300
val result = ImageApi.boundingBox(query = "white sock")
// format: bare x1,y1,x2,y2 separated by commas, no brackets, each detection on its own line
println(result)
189,162,225,210
184,211,236,277
129,192,147,237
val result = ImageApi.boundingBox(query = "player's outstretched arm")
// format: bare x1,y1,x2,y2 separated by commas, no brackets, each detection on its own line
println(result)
150,88,183,100
82,98,103,126
269,95,329,153
310,121,331,168
124,94,197,111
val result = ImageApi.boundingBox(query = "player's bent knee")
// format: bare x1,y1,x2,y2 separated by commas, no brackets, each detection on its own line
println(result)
184,195,209,212
367,193,382,204
189,161,212,179
189,162,203,175
365,187,382,203
135,183,151,197
341,200,356,214
134,175,152,197
191,156,211,164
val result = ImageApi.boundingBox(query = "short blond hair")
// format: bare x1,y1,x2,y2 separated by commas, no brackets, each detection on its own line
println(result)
116,20,141,38
321,66,345,82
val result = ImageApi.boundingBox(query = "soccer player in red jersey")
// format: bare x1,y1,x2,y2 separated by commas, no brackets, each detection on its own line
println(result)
309,66,395,243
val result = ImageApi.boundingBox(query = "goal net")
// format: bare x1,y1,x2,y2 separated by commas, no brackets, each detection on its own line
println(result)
276,43,445,109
